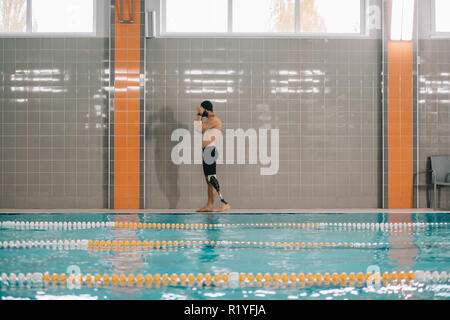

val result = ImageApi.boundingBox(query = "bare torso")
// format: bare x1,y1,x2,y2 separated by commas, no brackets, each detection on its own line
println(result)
202,115,222,149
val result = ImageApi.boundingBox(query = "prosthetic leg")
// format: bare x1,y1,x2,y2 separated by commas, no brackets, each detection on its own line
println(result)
207,175,228,205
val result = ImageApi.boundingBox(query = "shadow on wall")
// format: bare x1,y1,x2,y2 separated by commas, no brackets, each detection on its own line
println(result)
145,107,186,209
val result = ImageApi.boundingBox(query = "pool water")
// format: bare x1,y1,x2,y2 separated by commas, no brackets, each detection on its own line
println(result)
0,212,449,300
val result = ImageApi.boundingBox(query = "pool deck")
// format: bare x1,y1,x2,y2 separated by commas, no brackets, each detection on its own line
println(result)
0,209,448,214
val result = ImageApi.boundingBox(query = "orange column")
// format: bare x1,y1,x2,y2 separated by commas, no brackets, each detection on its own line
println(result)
114,0,141,209
387,41,413,208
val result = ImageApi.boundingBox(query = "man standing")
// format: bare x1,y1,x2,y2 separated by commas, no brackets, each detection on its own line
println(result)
195,101,230,212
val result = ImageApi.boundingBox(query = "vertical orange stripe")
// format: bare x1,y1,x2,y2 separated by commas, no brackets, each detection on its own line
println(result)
387,41,413,209
114,0,141,209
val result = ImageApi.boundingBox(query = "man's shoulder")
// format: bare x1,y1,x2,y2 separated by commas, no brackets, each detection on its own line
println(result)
208,116,221,125
214,117,222,129
214,116,222,124
204,116,222,130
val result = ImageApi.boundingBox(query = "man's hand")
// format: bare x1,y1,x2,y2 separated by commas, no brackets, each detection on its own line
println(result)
197,106,205,115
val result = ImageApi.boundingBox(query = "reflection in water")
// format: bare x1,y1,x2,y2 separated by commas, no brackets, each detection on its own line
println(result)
198,215,221,264
387,213,417,279
109,214,144,299
146,107,186,209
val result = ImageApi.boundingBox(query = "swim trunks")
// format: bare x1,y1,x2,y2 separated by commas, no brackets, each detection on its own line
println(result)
202,146,217,176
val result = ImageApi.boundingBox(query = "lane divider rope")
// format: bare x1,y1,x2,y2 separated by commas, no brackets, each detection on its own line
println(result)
1,221,448,231
0,270,448,288
1,239,448,250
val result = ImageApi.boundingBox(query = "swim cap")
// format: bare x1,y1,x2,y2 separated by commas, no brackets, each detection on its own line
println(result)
201,100,213,112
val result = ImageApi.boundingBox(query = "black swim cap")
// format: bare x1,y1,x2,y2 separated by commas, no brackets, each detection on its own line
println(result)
201,100,213,112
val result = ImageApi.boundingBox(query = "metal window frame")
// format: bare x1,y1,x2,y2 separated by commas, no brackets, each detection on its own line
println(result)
160,0,369,38
0,0,98,37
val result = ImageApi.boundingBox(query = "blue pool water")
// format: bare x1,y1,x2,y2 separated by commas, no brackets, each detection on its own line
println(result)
0,212,449,300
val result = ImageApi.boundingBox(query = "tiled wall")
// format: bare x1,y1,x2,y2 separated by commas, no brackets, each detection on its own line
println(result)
145,38,383,209
417,39,450,208
2,37,446,210
0,38,109,209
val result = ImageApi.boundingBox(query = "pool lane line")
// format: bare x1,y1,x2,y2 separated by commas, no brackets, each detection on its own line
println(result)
1,221,448,231
0,270,448,289
0,221,114,229
1,239,448,250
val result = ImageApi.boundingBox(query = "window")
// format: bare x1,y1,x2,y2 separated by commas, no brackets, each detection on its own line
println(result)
300,0,361,33
390,0,414,41
0,0,27,32
434,0,450,33
233,0,295,33
165,0,228,33
33,0,93,33
0,0,94,34
161,0,365,35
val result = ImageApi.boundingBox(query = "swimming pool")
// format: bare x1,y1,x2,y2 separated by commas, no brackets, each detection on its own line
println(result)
0,212,449,300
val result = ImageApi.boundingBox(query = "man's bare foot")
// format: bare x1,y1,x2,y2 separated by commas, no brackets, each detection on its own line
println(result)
214,203,231,212
196,206,214,212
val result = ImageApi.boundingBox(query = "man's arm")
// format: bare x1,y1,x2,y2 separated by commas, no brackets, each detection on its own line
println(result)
194,106,204,133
